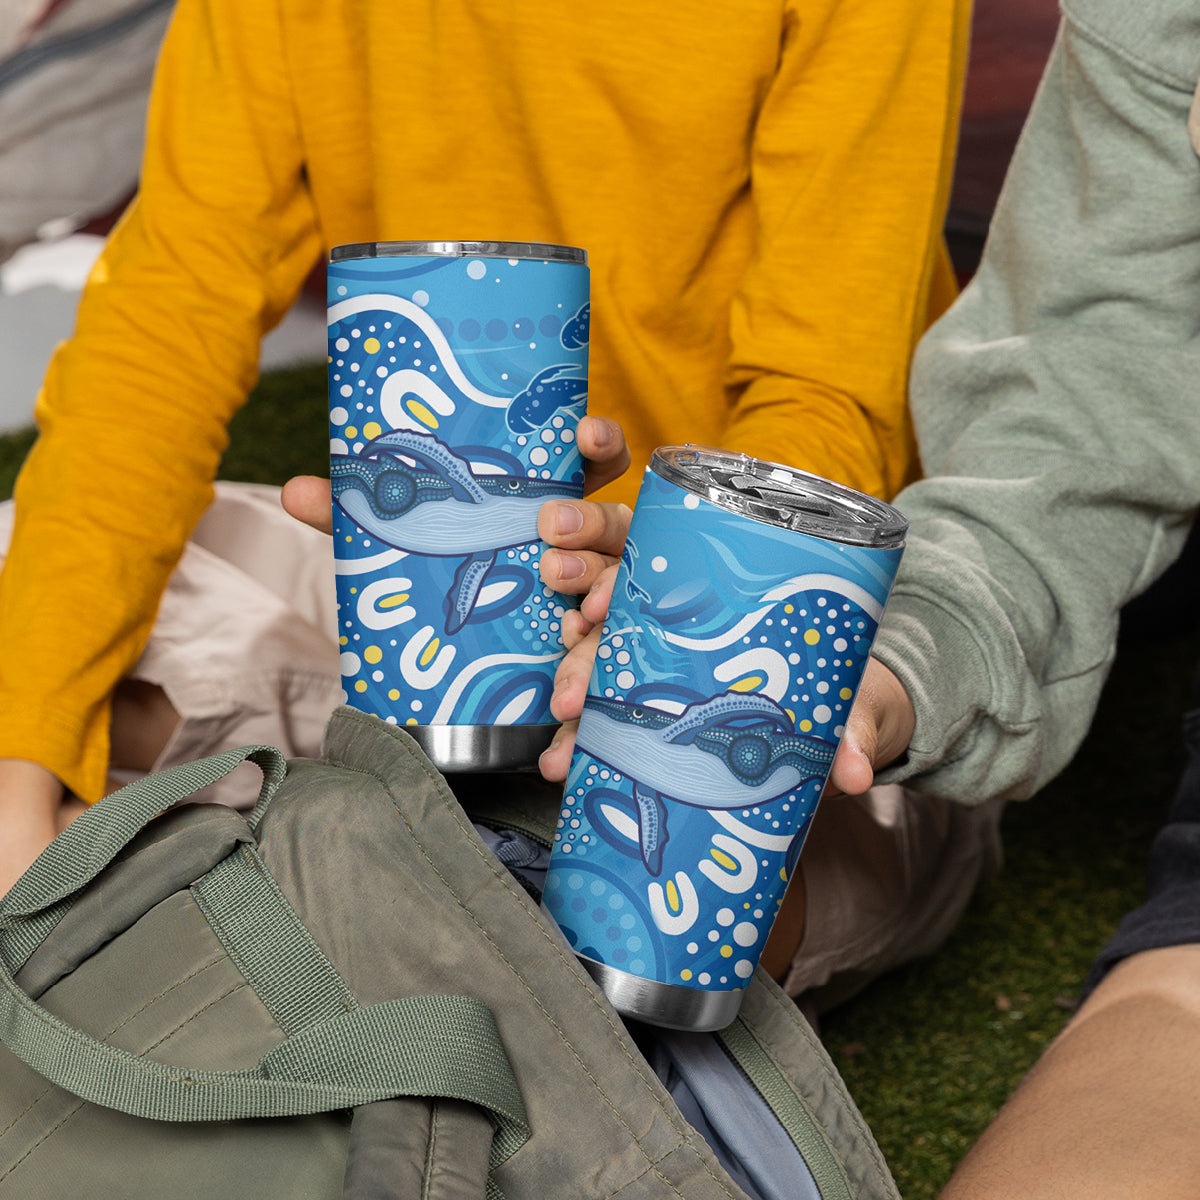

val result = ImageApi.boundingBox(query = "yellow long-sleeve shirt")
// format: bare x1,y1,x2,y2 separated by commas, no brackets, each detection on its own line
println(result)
0,0,967,801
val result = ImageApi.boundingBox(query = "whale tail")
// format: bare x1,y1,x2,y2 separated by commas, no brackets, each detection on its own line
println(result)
620,540,652,605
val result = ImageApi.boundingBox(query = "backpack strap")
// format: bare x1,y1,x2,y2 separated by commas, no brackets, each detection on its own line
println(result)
0,747,529,1167
0,745,288,969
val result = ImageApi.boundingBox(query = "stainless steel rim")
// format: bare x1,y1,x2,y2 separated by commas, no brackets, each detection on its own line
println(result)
650,444,908,548
329,240,587,265
405,723,559,774
574,953,746,1032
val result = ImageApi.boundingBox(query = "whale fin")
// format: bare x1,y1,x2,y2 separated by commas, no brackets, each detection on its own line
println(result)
634,785,670,876
367,429,486,503
446,551,497,633
663,693,793,745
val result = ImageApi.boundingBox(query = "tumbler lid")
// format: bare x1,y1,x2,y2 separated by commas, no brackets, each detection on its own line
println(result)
650,445,907,548
329,240,587,265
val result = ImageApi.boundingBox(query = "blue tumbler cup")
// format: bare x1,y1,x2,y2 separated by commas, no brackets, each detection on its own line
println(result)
542,446,907,1029
327,240,589,771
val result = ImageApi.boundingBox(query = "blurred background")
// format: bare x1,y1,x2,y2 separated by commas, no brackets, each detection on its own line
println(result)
0,0,325,432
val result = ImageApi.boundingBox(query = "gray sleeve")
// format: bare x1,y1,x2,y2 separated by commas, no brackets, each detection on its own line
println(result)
872,0,1200,804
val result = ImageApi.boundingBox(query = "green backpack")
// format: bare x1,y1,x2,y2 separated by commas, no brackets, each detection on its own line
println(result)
0,706,899,1200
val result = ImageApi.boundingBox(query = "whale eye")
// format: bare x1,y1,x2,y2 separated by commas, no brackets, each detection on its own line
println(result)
631,707,645,719
506,479,521,491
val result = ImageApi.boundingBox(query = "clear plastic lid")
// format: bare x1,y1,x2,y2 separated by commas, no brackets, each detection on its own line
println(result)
329,240,587,265
650,445,907,549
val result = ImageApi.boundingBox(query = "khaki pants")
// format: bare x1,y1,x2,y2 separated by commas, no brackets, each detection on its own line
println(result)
0,481,1003,1004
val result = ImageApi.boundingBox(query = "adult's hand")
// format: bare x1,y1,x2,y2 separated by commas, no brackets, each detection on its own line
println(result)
281,473,333,536
280,414,631,536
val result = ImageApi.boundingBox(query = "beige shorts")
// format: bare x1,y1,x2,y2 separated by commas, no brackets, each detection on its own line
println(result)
0,482,343,810
0,481,1004,1002
788,784,1003,1009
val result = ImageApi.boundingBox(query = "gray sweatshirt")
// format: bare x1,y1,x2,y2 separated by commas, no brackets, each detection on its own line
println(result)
872,0,1200,804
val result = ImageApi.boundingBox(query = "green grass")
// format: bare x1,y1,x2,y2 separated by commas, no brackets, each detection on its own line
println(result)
0,362,330,499
0,426,35,500
822,622,1198,1197
218,363,329,483
3,362,1195,1197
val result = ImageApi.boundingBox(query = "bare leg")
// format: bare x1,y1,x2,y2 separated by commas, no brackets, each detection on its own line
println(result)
939,944,1200,1200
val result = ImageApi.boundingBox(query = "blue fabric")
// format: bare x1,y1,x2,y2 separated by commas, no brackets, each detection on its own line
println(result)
650,1032,821,1200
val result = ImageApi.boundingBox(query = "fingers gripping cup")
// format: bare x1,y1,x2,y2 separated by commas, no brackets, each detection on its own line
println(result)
542,447,907,1030
327,241,590,772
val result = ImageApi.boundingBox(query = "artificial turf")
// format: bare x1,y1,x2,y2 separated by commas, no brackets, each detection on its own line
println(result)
822,616,1198,1197
2,359,1195,1198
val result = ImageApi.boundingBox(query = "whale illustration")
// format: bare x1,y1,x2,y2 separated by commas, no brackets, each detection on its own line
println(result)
574,693,836,874
331,429,571,633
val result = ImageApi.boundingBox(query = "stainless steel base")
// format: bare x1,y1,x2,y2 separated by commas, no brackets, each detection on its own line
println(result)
405,723,558,774
575,953,746,1032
